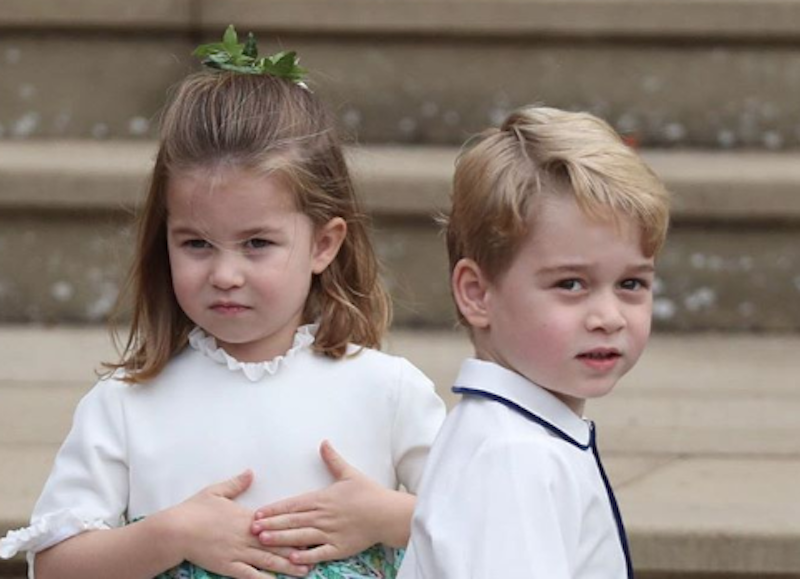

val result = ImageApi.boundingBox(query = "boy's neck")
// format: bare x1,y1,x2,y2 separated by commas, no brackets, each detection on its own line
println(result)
472,346,587,417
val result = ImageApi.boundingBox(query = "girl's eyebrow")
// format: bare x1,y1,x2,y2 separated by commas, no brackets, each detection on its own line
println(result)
167,225,280,238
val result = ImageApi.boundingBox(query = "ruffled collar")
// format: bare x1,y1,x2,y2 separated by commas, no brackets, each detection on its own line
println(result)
188,324,317,382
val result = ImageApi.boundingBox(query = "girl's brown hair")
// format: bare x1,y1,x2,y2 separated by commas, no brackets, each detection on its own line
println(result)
106,71,390,383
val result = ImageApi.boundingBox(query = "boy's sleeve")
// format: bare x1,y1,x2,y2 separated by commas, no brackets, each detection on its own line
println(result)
389,359,446,493
0,380,130,563
402,436,582,579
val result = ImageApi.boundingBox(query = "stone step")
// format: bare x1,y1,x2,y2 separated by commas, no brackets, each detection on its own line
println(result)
2,0,800,148
1,141,800,330
0,325,799,577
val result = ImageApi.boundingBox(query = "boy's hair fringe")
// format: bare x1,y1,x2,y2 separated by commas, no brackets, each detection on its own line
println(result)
105,71,390,383
446,105,670,326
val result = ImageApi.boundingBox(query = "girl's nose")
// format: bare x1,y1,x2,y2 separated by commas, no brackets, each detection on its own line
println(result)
208,252,245,289
585,294,626,333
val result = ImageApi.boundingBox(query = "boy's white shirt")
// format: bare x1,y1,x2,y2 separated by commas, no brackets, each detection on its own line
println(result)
398,358,629,579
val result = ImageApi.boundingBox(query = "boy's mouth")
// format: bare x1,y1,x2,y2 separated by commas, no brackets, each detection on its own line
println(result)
576,349,622,370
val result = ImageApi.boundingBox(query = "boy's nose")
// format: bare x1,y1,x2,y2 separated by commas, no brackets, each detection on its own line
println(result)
585,294,626,333
208,252,245,289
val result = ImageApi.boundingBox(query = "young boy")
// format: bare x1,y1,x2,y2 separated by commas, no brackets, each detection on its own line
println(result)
397,106,669,578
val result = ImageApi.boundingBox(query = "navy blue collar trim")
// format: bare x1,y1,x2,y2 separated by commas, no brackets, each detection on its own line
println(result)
452,386,590,450
454,385,635,578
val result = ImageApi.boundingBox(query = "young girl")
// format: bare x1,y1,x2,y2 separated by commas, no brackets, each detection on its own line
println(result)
0,29,445,579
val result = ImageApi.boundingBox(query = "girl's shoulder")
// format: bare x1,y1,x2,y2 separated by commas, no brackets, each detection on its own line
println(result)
334,344,433,387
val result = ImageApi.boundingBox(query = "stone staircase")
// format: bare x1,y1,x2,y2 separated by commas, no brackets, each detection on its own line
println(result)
2,1,800,578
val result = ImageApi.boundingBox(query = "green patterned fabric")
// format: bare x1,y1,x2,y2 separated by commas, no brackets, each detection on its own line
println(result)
153,544,403,579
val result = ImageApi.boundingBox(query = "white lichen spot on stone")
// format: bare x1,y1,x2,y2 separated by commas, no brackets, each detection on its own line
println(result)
663,123,687,142
86,282,119,321
13,112,40,137
92,123,110,139
652,298,677,321
18,84,37,101
616,113,639,134
762,131,783,150
420,101,439,118
443,110,460,126
488,106,509,126
128,116,150,136
342,108,362,130
684,287,716,312
51,281,75,303
690,253,706,269
717,129,736,148
738,302,755,317
398,117,417,137
5,47,21,65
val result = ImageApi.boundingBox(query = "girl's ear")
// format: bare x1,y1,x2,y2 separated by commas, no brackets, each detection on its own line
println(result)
451,258,491,329
311,217,347,274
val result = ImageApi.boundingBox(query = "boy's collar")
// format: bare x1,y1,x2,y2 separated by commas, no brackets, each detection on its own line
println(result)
452,357,592,449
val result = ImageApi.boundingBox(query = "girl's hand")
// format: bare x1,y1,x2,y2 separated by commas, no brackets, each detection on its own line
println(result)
169,470,311,578
250,441,416,566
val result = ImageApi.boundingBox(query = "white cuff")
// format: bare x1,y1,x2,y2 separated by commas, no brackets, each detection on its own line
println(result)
0,510,108,559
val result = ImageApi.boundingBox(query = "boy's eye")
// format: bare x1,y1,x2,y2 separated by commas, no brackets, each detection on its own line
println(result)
557,279,585,292
620,278,649,291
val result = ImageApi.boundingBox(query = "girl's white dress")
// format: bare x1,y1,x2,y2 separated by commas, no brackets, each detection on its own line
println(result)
1,325,446,578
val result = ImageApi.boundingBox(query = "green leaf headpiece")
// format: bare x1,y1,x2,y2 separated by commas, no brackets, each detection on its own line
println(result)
193,25,308,86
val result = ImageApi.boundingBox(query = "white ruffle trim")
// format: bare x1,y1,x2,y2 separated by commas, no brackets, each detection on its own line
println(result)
188,324,317,382
0,510,109,559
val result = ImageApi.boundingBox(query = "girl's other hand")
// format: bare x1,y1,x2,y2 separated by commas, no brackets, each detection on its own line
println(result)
251,441,415,566
169,470,311,578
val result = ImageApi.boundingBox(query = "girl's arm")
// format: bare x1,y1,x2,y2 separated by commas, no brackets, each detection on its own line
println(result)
36,471,310,579
251,441,415,566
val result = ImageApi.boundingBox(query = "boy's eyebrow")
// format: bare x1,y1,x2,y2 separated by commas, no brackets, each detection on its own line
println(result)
537,262,656,276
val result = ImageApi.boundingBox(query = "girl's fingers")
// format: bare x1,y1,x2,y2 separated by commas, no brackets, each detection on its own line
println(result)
253,511,318,533
258,527,327,548
228,561,278,579
319,440,351,480
244,548,310,577
254,493,319,520
289,543,340,566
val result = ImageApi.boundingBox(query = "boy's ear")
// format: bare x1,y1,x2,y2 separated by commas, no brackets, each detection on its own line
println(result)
452,258,491,329
311,217,347,274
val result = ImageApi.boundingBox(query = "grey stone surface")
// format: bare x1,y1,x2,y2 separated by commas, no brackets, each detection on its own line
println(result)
0,0,190,28
3,2,800,146
1,142,799,329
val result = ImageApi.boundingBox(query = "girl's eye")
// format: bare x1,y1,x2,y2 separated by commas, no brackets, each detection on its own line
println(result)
185,239,211,249
245,238,272,249
557,279,585,292
620,278,649,291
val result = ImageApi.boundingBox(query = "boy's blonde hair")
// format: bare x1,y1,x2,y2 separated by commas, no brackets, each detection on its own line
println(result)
107,71,390,383
447,105,670,324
